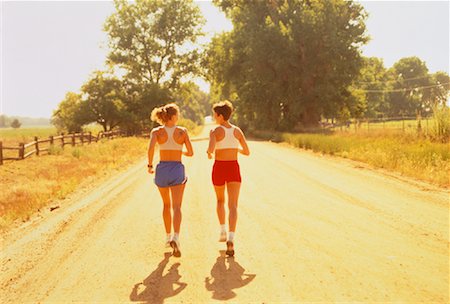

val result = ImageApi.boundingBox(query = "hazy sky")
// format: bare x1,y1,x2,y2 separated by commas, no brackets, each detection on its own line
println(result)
1,0,449,118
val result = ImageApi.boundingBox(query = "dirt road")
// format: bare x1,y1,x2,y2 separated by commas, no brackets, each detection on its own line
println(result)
1,126,448,303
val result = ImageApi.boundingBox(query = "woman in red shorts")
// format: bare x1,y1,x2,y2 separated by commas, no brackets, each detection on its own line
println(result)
207,100,250,256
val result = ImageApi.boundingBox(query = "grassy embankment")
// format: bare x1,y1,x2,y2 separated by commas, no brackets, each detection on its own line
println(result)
250,127,449,188
0,124,202,230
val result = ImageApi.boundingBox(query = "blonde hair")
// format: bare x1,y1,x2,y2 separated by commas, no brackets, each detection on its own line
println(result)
151,103,179,125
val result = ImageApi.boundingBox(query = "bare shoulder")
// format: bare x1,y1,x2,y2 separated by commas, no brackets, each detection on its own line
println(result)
233,125,245,138
151,126,164,137
176,126,188,133
212,126,225,137
175,126,188,138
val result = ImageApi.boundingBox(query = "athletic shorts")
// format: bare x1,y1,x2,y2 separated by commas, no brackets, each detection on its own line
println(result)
154,161,187,188
212,160,241,186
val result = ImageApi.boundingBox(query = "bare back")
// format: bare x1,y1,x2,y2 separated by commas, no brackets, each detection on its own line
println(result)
154,126,186,161
213,126,242,161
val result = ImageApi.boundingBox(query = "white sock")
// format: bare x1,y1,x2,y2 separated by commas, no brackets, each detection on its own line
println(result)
220,224,226,233
173,233,179,241
228,232,235,242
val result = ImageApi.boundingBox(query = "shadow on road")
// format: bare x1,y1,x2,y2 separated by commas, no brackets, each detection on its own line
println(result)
129,252,187,304
205,250,256,300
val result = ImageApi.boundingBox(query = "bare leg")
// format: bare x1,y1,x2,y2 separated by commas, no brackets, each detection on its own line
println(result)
170,184,186,233
214,185,226,225
227,182,241,232
158,187,171,234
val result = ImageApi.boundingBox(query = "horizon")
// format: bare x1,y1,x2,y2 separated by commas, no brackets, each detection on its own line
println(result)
1,0,449,119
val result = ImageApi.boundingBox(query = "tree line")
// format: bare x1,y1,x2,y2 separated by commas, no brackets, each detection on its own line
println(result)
53,0,450,133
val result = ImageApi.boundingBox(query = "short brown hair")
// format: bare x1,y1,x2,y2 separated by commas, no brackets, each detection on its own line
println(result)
151,103,179,125
212,100,233,121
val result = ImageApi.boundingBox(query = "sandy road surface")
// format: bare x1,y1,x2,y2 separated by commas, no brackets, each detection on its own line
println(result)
1,126,449,303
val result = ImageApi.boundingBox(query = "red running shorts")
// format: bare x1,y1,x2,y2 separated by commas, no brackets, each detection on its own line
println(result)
212,160,242,186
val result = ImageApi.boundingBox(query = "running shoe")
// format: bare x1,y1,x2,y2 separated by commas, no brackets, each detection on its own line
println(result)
226,241,234,257
170,240,181,257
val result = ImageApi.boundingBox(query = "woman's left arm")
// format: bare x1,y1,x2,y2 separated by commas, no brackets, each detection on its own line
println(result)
182,128,194,157
237,128,250,156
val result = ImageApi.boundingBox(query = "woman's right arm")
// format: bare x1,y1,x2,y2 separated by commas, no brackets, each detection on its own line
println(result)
147,129,158,173
207,129,216,159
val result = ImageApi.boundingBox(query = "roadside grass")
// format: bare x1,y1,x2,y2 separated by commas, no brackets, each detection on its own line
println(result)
0,137,148,230
251,130,449,188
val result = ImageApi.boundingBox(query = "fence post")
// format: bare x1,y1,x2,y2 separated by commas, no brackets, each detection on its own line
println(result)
72,134,76,146
50,135,54,145
80,132,84,145
88,132,92,144
19,143,25,159
61,133,65,147
0,141,3,165
34,136,39,156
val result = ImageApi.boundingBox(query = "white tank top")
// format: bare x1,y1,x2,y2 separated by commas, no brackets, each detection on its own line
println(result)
215,125,239,150
159,126,183,151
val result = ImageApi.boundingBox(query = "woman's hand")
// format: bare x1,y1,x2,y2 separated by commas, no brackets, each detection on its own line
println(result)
207,151,213,159
147,165,154,174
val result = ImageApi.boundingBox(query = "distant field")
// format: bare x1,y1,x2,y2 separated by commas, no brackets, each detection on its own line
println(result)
0,127,58,146
0,125,104,146
332,118,435,135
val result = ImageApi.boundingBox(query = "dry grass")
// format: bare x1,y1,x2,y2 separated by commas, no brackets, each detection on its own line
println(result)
0,137,148,230
251,130,450,188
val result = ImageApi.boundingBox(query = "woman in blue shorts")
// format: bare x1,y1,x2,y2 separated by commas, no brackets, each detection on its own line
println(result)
147,103,193,257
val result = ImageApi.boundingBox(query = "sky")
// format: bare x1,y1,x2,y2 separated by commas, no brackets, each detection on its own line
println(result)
1,0,449,118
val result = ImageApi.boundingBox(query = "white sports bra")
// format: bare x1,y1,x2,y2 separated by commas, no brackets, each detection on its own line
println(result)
215,125,239,150
159,126,183,151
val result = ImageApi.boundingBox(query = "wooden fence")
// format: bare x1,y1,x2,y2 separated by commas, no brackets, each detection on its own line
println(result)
0,130,122,165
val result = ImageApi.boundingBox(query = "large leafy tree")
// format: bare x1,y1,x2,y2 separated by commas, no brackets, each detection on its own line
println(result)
104,0,205,89
173,82,210,125
205,0,368,130
386,57,431,116
81,71,128,132
52,92,91,133
427,71,450,107
350,57,389,118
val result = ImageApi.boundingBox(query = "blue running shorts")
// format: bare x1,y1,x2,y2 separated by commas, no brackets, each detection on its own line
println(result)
154,161,187,188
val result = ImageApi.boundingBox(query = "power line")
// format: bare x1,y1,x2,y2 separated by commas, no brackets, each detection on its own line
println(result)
351,82,450,93
354,75,434,85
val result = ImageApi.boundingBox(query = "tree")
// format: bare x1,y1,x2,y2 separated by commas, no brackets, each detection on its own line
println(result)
386,57,430,117
347,57,391,119
427,71,450,108
0,115,6,128
104,0,205,89
52,92,90,132
10,118,21,129
173,82,210,125
81,71,128,132
205,0,368,130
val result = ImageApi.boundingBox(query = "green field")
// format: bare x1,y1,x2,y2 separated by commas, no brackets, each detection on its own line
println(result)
0,125,104,146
